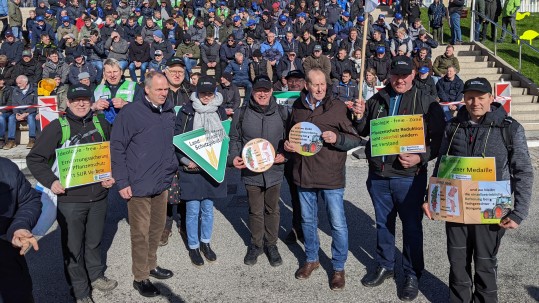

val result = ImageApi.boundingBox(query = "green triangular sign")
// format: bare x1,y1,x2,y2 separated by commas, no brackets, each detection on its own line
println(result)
173,120,231,183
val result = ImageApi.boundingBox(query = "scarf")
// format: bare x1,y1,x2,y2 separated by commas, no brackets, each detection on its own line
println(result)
191,92,227,141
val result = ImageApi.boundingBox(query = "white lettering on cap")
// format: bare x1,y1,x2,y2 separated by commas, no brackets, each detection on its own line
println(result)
397,61,407,65
470,81,484,85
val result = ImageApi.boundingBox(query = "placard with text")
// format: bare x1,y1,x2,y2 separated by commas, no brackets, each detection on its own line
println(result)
56,142,112,188
370,115,426,157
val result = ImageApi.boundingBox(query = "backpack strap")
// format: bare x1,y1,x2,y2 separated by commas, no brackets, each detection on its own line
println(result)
500,117,515,158
236,105,247,144
59,116,70,145
93,115,107,141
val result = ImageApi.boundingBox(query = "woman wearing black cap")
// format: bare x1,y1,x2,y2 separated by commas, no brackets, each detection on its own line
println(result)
174,75,228,266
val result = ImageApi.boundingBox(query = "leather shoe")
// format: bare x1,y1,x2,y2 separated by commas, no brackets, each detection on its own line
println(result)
149,266,173,279
200,242,217,262
133,279,160,297
400,276,419,301
189,248,204,266
361,266,394,287
295,261,320,280
330,270,345,291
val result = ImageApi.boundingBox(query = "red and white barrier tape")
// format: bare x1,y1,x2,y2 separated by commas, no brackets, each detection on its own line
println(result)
0,104,55,111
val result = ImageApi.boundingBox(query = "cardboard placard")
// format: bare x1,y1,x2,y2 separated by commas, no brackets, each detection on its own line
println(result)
370,115,426,157
172,120,231,183
56,142,112,188
288,122,323,156
242,138,275,172
437,156,496,181
428,177,512,224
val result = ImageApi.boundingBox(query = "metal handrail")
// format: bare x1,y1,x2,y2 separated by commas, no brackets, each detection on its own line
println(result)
471,9,539,73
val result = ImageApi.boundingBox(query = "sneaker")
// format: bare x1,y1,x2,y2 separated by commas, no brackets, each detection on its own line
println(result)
159,229,171,246
3,140,15,150
91,276,118,292
200,242,217,262
26,138,35,149
244,244,263,266
265,245,283,267
76,296,95,303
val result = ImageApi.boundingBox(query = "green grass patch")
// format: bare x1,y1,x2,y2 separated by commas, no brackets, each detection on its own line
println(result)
419,8,539,86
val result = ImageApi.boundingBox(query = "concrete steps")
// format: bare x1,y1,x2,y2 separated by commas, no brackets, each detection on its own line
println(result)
458,67,504,75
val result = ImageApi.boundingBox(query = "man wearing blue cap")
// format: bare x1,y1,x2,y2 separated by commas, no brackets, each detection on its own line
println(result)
293,12,312,38
44,8,57,28
56,16,77,43
333,11,354,41
231,15,245,43
389,12,407,39
366,46,391,83
373,14,391,41
414,66,437,98
354,14,374,41
274,14,291,41
0,30,23,66
244,19,264,41
31,15,55,47
150,29,174,60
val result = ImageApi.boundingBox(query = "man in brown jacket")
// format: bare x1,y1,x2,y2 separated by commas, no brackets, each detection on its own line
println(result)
302,45,332,83
284,68,362,291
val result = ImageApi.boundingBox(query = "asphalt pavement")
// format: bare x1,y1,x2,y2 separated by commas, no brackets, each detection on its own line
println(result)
24,158,539,303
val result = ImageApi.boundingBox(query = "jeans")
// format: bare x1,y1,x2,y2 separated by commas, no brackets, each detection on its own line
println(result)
128,61,148,83
0,112,11,140
474,21,482,40
89,60,104,83
442,104,462,121
233,79,252,102
450,12,462,44
298,186,348,271
366,172,427,278
182,57,198,78
8,112,37,139
185,199,214,249
11,26,22,39
118,60,129,72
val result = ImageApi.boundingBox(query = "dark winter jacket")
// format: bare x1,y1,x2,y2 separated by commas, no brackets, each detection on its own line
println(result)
12,59,42,85
218,83,241,111
174,99,228,200
26,109,112,203
355,85,445,178
289,94,362,189
436,75,464,102
413,76,437,98
150,40,174,60
201,41,220,63
111,95,178,197
332,80,359,102
331,57,357,80
128,40,151,62
276,57,304,79
366,56,391,82
167,82,194,107
228,96,289,188
0,157,41,243
434,103,533,224
219,42,242,64
68,61,97,85
122,22,141,43
0,39,23,64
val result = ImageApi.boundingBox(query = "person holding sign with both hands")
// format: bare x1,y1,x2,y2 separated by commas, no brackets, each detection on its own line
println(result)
352,56,445,301
228,75,289,267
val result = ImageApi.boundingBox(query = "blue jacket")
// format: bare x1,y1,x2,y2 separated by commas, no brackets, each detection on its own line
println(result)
436,75,464,102
111,95,178,197
0,39,24,64
0,157,41,243
333,19,354,40
219,43,242,64
260,40,284,62
31,23,56,47
11,84,38,114
174,100,228,201
224,59,250,82
0,0,8,16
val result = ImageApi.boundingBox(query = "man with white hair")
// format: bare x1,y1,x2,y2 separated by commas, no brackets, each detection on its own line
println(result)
224,52,252,101
4,75,38,150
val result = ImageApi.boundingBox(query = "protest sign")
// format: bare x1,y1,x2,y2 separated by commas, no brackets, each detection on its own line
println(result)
428,177,512,224
288,122,323,156
369,115,426,157
437,156,496,181
273,91,301,107
39,96,59,130
173,121,231,183
242,138,275,172
56,142,112,188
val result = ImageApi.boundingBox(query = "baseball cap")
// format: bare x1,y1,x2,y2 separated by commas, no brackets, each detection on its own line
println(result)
22,49,32,57
221,72,233,82
246,19,256,26
272,2,279,9
166,57,185,67
153,30,163,38
67,84,93,100
419,29,427,35
463,77,492,94
342,11,350,17
376,46,385,54
197,76,217,93
155,50,163,56
239,7,245,12
36,16,45,22
46,9,54,14
285,70,305,80
73,49,84,58
62,16,70,22
279,14,287,22
327,29,336,37
395,13,403,19
418,66,430,74
233,15,241,22
252,75,272,90
357,15,365,22
134,7,141,12
297,12,306,18
313,45,322,51
390,55,414,75
77,72,90,80
208,8,216,12
5,30,13,37
378,14,385,19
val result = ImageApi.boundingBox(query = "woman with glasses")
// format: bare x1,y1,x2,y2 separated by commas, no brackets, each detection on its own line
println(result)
174,76,228,266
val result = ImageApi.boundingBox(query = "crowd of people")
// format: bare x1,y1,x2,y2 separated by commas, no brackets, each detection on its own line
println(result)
0,0,535,303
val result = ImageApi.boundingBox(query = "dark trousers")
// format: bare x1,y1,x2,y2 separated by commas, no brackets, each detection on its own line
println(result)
285,160,302,234
447,222,506,303
366,172,427,278
128,191,167,281
0,240,34,303
245,184,282,247
56,198,107,299
201,61,222,79
165,202,186,232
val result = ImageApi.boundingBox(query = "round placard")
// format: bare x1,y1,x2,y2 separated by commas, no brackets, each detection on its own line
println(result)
288,122,323,156
242,138,276,172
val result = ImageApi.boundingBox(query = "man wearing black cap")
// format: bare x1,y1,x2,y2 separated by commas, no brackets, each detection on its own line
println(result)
164,57,194,108
68,49,98,85
303,45,331,83
0,30,23,66
424,77,533,303
228,75,289,267
353,56,445,301
275,51,304,90
27,84,117,303
218,72,241,116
